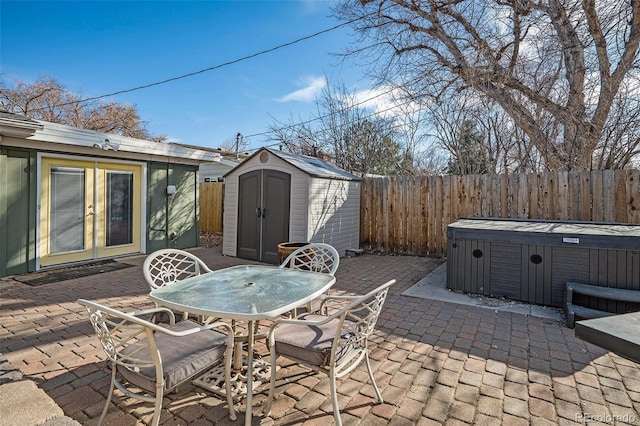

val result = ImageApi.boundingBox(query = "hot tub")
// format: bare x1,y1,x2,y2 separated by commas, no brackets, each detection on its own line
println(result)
446,218,640,309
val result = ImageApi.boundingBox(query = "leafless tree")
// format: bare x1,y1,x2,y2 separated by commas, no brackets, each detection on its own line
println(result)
383,85,434,174
335,0,640,170
0,76,83,123
591,79,640,169
269,79,409,175
412,142,449,175
268,114,323,157
82,101,148,139
0,75,164,141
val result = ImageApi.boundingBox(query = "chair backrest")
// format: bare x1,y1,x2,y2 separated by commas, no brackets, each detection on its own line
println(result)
330,279,395,373
78,299,163,373
143,249,213,290
279,243,340,276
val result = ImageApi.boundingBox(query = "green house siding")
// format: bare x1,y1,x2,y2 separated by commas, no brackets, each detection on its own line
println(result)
0,153,200,278
168,164,200,249
146,162,200,252
148,163,169,252
0,148,37,276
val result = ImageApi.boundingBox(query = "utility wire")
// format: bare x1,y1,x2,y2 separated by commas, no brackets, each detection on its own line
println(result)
79,22,352,103
16,4,400,146
244,88,394,139
33,8,390,110
245,74,429,140
243,91,430,154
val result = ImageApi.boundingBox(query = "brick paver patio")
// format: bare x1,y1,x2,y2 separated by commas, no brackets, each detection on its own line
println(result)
1,246,638,425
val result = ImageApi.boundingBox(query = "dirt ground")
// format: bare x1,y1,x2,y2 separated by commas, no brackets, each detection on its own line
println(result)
200,231,223,248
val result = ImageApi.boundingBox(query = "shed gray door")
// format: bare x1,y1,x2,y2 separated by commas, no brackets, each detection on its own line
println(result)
237,171,260,260
237,170,290,263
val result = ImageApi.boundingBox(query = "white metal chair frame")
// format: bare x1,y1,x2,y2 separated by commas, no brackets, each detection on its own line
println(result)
143,248,213,289
279,243,340,314
78,299,236,426
264,279,395,426
278,242,340,276
143,249,213,321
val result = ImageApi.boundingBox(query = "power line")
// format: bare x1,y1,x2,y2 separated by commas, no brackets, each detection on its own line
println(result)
31,9,387,111
243,91,430,154
242,76,431,151
10,4,399,144
79,22,354,104
243,87,394,139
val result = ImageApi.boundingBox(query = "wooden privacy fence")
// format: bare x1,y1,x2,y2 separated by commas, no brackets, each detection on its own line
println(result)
360,170,640,257
199,182,224,233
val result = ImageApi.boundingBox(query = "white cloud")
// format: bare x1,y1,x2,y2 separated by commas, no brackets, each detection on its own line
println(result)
353,86,421,118
277,76,326,102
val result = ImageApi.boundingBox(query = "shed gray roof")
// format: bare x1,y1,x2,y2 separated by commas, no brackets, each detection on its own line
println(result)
264,148,362,181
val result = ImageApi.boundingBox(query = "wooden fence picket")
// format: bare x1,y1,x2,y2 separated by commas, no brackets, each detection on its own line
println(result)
358,170,640,257
199,170,640,257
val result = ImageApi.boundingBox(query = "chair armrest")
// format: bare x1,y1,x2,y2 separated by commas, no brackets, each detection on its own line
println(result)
322,295,359,302
318,295,359,312
77,299,233,341
155,320,234,339
130,307,176,324
270,311,342,329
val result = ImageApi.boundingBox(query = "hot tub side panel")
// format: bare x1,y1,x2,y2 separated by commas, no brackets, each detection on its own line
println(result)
447,219,640,310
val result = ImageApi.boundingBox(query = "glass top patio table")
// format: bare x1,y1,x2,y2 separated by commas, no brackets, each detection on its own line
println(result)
148,264,336,320
148,264,336,426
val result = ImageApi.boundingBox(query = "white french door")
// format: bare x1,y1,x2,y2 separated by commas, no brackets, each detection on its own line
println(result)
39,157,143,267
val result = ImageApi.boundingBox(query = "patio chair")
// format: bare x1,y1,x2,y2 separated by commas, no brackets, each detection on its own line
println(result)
264,279,395,426
143,248,212,289
143,248,213,321
78,299,236,426
278,242,340,314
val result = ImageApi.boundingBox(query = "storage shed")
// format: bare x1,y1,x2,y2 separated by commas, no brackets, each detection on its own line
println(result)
222,148,361,263
446,218,640,309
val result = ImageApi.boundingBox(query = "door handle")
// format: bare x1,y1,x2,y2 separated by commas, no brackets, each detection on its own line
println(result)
256,207,262,218
256,207,266,218
261,208,266,218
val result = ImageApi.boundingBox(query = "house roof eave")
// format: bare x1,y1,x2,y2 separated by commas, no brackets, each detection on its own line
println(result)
27,120,222,162
0,114,44,138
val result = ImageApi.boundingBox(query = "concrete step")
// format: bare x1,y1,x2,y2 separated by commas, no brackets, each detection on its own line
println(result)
0,354,80,426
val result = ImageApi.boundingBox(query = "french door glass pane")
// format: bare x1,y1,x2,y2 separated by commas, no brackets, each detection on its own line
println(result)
50,167,85,253
106,172,133,246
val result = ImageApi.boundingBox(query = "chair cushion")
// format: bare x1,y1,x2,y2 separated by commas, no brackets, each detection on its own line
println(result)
273,314,354,367
118,319,227,392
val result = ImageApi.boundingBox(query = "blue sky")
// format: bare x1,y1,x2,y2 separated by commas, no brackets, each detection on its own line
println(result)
1,1,370,151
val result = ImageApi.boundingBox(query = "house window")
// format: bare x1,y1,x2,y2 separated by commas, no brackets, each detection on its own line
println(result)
106,172,133,246
50,167,85,253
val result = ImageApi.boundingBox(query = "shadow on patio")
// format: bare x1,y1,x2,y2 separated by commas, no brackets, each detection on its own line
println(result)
1,246,638,425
